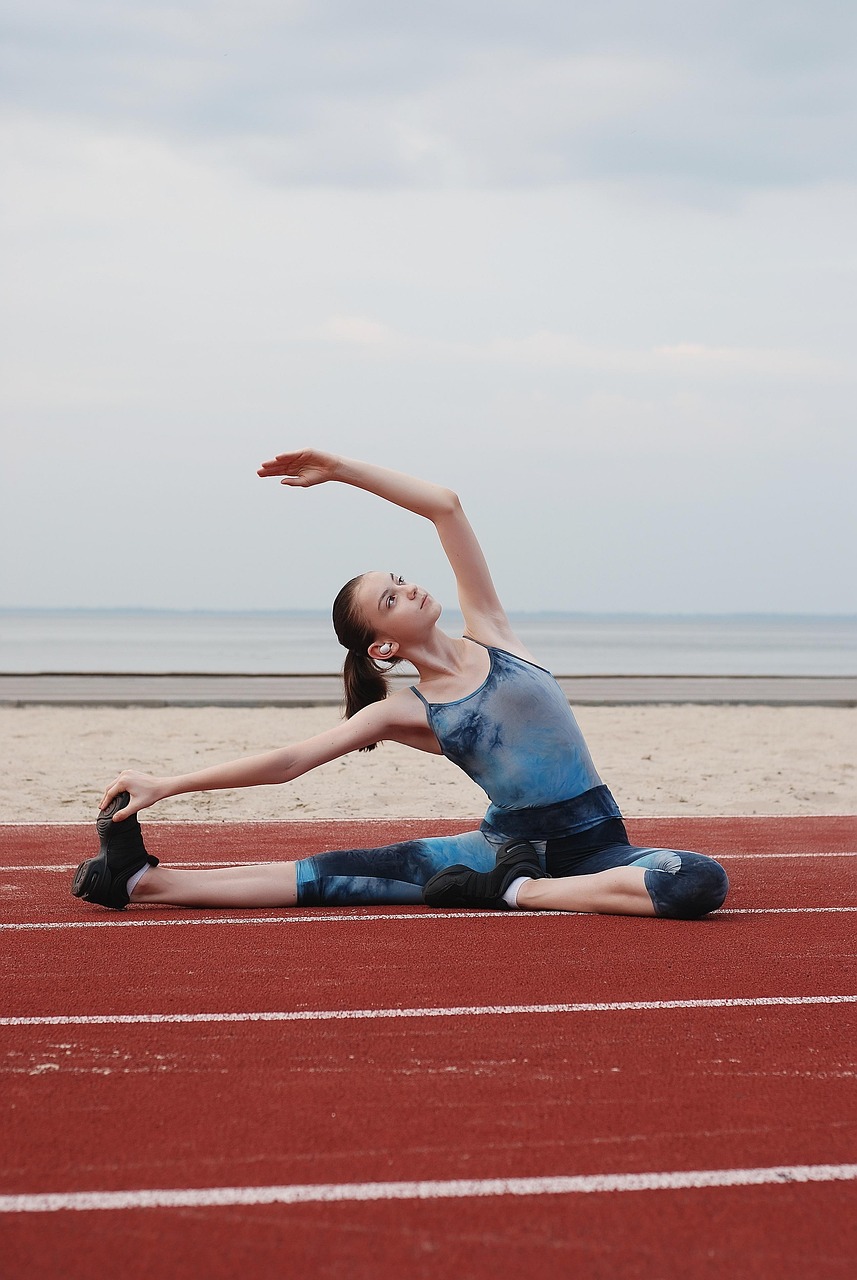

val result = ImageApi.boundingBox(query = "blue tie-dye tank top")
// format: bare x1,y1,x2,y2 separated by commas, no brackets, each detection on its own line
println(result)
410,639,621,837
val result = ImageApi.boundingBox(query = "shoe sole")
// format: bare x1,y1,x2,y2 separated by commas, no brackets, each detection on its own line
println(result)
71,854,112,902
71,793,128,905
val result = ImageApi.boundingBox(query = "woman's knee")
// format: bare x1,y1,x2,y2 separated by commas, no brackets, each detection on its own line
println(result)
643,852,729,920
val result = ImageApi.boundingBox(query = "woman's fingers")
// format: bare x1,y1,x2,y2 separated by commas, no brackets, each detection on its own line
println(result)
257,450,308,474
99,773,146,821
111,796,137,822
99,779,124,811
257,464,310,484
257,449,336,486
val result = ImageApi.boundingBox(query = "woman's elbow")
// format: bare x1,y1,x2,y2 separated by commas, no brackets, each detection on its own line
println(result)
435,487,461,517
263,748,301,786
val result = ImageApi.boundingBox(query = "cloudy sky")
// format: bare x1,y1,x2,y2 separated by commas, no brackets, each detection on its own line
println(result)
1,0,855,614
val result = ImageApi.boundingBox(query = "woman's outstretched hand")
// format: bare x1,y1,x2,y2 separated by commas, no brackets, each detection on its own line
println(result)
257,449,341,487
100,771,170,821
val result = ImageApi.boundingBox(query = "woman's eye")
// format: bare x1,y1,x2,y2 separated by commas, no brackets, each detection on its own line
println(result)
386,594,396,608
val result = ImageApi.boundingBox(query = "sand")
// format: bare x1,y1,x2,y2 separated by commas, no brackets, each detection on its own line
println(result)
0,703,854,823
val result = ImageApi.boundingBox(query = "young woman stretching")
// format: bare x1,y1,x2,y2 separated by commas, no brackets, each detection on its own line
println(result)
72,449,729,919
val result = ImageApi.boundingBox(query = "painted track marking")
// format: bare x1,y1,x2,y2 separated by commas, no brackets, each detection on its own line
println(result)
3,1163,857,1213
2,904,857,933
3,993,856,1028
1,815,849,825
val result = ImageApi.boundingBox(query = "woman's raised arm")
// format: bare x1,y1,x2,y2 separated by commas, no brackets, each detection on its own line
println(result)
258,449,513,641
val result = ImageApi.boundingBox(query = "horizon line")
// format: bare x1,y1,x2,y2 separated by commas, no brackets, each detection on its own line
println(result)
2,607,856,621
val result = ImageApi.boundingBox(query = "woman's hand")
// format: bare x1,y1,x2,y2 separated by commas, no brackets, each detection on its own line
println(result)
257,449,342,487
99,771,172,821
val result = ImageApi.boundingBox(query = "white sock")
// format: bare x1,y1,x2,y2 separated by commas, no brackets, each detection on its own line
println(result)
126,864,150,897
502,876,531,909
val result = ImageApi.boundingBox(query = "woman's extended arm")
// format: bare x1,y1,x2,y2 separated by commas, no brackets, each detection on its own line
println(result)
99,691,430,821
258,449,513,640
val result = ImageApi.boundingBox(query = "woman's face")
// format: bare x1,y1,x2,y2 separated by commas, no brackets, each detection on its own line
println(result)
355,571,441,650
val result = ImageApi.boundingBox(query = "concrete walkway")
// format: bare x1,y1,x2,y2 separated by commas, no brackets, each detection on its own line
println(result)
1,673,854,706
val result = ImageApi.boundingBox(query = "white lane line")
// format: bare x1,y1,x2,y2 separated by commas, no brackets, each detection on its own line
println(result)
2,1163,856,1213
3,994,856,1028
4,850,856,872
726,907,857,914
716,851,857,859
0,911,550,931
2,905,857,932
0,820,485,827
1,863,245,872
0,814,842,825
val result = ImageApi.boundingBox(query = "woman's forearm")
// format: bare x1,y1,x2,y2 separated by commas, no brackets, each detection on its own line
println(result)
333,456,458,522
102,704,387,819
258,449,460,523
165,747,298,799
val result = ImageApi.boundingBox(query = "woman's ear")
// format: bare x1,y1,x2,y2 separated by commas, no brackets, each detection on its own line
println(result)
368,639,398,661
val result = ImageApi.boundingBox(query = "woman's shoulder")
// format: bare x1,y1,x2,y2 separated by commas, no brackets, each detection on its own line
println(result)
380,684,445,753
462,627,541,668
316,686,439,756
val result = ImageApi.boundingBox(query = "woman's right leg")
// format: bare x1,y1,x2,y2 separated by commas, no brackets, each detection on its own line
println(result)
130,829,498,909
295,830,498,905
131,861,298,908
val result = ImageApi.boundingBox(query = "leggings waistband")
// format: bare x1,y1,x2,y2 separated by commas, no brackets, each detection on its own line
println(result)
481,784,622,842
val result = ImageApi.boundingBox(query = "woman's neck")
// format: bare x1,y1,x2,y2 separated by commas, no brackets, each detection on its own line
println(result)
406,630,485,689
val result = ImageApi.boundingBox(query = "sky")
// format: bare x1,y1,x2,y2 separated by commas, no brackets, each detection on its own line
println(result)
1,0,855,615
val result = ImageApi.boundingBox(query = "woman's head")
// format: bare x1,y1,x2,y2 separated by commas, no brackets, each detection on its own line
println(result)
337,571,441,655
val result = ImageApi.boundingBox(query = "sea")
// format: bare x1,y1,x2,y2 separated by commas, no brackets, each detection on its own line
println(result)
0,610,855,676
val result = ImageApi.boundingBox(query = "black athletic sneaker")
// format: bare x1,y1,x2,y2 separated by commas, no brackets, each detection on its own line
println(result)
71,792,159,910
423,839,548,909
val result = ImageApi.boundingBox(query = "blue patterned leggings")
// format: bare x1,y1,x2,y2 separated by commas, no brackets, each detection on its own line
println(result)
295,818,728,919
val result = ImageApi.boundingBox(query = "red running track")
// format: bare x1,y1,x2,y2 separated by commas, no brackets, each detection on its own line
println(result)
1,816,856,1279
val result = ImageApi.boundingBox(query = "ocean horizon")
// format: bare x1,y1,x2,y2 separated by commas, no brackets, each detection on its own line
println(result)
1,608,854,677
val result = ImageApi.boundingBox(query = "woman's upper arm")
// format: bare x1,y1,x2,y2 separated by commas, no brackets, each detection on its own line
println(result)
433,494,515,642
285,692,434,777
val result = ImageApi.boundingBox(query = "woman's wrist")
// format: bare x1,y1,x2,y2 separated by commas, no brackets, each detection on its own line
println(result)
158,774,188,800
332,455,367,486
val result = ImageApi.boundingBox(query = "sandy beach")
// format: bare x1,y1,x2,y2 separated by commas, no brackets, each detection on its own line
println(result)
1,703,854,822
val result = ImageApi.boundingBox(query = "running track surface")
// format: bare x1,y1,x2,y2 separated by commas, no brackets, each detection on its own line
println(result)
1,815,856,1279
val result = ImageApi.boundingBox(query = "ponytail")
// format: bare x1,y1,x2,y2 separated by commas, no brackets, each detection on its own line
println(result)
332,574,401,752
342,649,401,752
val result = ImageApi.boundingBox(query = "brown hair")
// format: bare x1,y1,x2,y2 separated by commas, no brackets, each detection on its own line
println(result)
331,575,401,752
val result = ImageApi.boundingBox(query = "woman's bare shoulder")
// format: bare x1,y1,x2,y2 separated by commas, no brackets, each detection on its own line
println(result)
462,624,541,667
382,684,444,753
